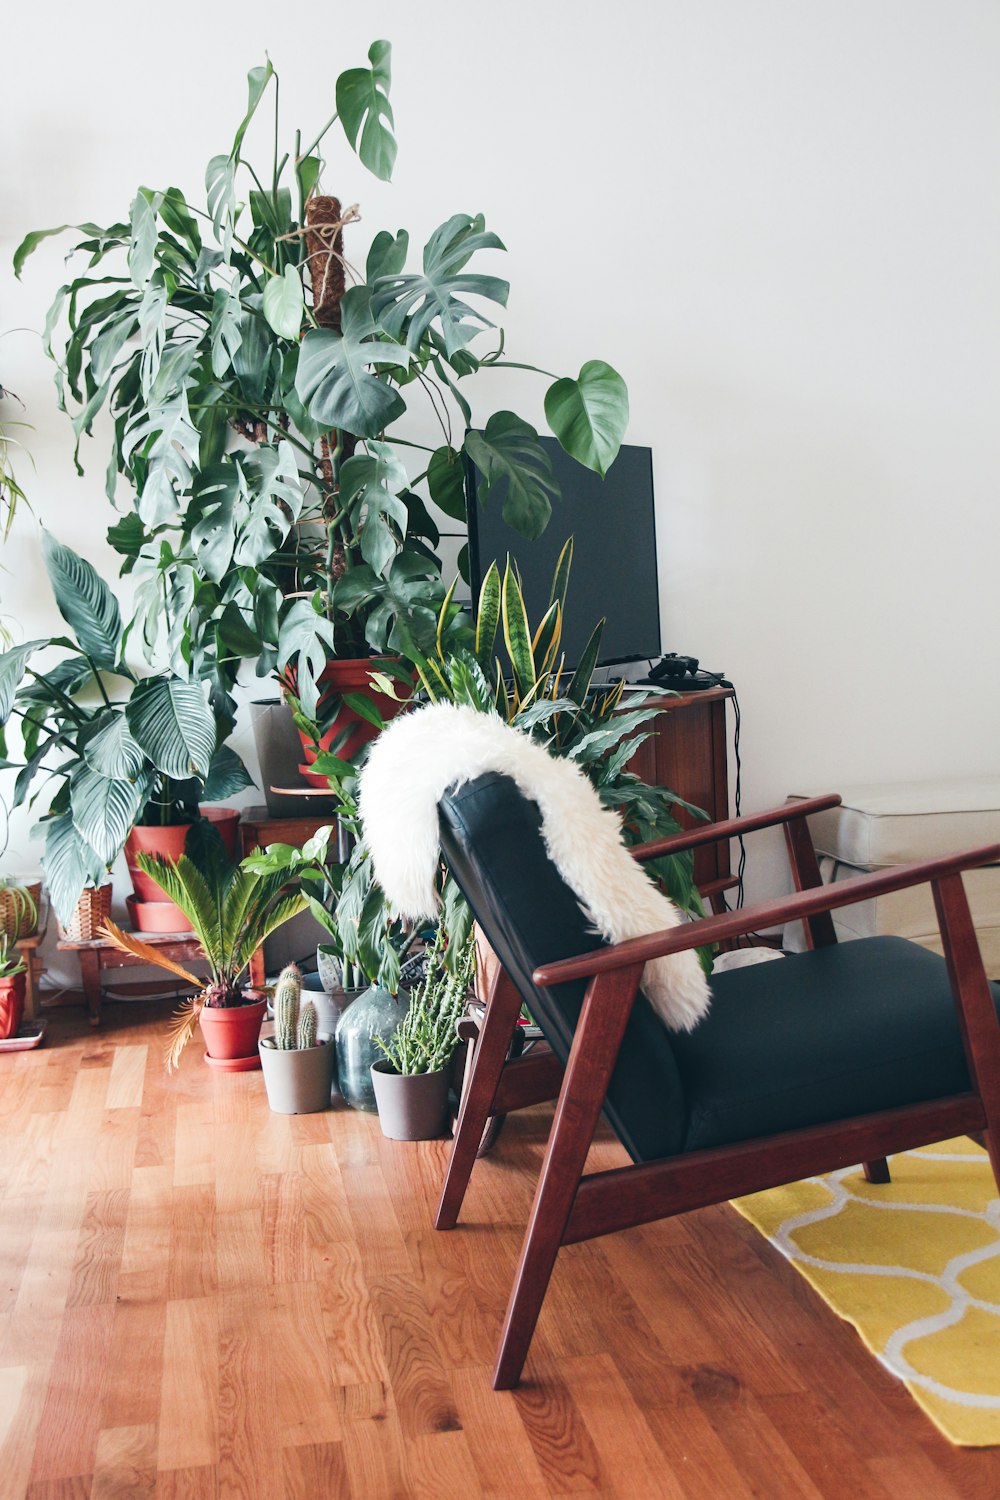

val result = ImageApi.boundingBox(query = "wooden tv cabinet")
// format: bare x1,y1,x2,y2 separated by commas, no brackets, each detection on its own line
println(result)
623,685,736,904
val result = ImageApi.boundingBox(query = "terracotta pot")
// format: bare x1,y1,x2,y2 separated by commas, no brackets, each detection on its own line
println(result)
198,995,266,1071
289,659,412,788
0,971,26,1041
125,895,194,934
125,807,240,917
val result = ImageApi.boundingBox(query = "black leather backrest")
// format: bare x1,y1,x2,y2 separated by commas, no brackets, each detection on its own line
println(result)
438,772,688,1162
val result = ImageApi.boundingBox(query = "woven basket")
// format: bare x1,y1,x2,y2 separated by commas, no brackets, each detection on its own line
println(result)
0,880,41,941
61,884,113,944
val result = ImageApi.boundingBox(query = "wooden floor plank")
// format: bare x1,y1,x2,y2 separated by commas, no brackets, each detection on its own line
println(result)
3,1000,999,1500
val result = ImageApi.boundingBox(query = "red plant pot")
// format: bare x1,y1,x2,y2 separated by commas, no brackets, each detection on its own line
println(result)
0,972,26,1041
125,807,241,917
288,659,412,788
197,995,266,1072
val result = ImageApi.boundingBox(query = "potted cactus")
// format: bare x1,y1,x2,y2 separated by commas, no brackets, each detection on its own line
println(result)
259,963,336,1113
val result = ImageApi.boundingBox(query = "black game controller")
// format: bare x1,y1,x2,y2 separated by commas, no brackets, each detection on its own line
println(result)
646,653,701,684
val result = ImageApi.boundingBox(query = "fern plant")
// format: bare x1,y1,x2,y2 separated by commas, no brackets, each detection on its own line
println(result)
100,823,307,1068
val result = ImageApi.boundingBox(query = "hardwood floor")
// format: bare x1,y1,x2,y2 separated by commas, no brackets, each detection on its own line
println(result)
2,1001,999,1499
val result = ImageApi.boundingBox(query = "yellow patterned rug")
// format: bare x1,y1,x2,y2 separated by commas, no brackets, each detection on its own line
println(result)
732,1138,1000,1446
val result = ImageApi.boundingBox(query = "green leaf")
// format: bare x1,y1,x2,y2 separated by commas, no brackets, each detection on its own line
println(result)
124,390,199,526
336,40,397,182
474,560,501,673
190,462,244,583
295,287,409,437
107,513,147,563
501,560,534,698
206,154,237,255
276,598,336,720
159,188,202,252
567,619,605,705
71,763,148,867
83,712,145,779
549,537,574,618
14,225,69,278
249,187,293,238
232,60,274,159
366,229,409,283
41,532,122,669
0,640,46,723
126,677,217,779
464,413,558,541
544,360,629,478
427,445,467,522
202,744,254,801
236,441,303,566
209,285,243,377
295,154,322,212
127,192,159,288
262,264,304,339
42,812,107,929
370,213,508,358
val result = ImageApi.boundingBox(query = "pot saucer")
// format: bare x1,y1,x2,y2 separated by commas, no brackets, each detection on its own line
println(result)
204,1052,262,1072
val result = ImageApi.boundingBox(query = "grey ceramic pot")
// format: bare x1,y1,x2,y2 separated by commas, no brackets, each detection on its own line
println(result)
370,1060,451,1141
259,1036,335,1113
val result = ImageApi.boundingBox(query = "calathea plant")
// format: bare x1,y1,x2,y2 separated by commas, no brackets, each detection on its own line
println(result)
0,533,250,926
14,42,630,727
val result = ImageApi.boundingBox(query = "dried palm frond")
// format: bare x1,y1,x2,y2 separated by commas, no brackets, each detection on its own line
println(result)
164,994,206,1073
99,921,204,986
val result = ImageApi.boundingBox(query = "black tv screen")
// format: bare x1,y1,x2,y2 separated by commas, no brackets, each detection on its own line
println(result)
465,437,661,670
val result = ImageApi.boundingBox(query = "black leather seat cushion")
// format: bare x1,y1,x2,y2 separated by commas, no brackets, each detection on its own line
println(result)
438,772,689,1162
438,773,999,1166
673,937,1000,1152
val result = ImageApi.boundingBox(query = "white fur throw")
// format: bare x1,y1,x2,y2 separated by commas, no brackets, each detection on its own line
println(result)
357,702,710,1033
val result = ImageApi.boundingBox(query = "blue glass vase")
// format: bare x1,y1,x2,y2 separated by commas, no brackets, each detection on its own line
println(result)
335,985,409,1112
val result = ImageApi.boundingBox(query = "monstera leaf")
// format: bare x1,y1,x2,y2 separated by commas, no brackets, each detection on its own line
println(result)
336,40,397,182
41,532,122,670
464,413,559,540
370,214,509,358
544,360,629,478
295,287,409,437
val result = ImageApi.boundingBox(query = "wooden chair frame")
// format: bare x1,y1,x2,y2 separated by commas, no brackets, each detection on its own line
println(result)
434,795,1000,1389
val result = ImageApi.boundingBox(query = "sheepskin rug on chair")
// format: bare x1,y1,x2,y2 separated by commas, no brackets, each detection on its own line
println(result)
357,702,711,1033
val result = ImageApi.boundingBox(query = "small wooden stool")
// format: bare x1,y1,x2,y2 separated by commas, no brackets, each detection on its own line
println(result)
56,930,209,1026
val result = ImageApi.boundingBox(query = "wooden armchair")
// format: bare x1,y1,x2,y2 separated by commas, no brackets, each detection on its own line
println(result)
433,775,1000,1390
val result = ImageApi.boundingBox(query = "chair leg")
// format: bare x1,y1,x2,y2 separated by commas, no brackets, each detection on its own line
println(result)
493,963,644,1389
435,967,525,1231
932,874,1000,1197
863,1158,891,1184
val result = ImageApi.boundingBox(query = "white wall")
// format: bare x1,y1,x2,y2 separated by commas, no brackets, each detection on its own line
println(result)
3,0,999,975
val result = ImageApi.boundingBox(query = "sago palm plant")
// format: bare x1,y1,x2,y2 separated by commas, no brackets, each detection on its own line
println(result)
100,824,307,1068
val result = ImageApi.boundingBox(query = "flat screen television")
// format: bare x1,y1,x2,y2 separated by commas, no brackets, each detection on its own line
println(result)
465,437,661,670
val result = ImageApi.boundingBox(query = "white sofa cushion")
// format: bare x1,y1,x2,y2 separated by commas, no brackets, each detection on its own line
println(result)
787,777,1000,868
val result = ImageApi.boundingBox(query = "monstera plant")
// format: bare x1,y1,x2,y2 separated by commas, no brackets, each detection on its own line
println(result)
0,533,250,926
14,42,629,740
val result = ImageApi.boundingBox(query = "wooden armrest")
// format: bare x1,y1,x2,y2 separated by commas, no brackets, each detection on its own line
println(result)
630,794,842,863
534,840,1000,986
